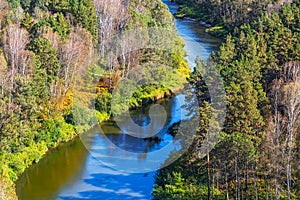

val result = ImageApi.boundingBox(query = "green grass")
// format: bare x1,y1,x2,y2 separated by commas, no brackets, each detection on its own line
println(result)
206,25,229,38
174,2,229,38
174,5,200,20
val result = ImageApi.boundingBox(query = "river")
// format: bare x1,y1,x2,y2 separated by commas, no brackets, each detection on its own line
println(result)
16,1,221,199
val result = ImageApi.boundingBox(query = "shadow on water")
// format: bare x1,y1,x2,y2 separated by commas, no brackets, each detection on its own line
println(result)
59,172,155,200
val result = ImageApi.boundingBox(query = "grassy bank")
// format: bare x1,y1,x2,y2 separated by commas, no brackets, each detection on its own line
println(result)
173,1,228,37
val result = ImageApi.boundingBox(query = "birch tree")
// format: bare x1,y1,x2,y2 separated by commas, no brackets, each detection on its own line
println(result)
266,61,300,199
280,61,300,199
0,0,8,28
3,24,29,99
59,27,92,95
93,0,129,57
266,78,286,200
0,52,7,97
282,82,300,200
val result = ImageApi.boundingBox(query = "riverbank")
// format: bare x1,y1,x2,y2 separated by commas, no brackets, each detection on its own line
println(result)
0,84,185,200
9,82,187,199
130,86,185,110
172,1,228,37
15,87,191,200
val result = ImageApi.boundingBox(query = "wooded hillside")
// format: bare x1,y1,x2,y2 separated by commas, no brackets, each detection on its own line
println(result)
153,0,300,199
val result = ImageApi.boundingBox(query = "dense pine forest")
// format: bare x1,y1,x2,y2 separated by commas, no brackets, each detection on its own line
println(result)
0,0,189,198
153,0,300,199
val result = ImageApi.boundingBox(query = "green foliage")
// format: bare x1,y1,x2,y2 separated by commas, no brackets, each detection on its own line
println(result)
128,0,174,28
95,91,112,114
9,0,98,42
69,105,94,127
70,0,98,42
48,13,70,40
21,12,34,30
95,110,110,123
206,26,229,38
7,0,20,9
30,38,60,96
175,0,271,33
42,0,98,42
154,1,300,199
35,117,76,147
153,172,225,200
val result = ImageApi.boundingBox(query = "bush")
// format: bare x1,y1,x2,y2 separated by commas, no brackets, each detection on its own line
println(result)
153,172,225,200
95,91,112,114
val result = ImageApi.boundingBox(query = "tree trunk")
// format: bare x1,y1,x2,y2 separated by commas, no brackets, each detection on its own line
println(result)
212,168,215,200
207,147,211,200
225,163,229,200
253,165,258,200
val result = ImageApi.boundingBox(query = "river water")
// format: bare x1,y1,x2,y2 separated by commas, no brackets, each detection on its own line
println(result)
16,1,221,199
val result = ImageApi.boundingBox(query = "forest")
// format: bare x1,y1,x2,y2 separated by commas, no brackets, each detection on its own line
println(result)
0,0,189,198
153,0,300,199
174,0,294,37
0,0,299,199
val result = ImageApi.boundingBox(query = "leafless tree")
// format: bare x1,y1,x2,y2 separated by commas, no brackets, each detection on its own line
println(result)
0,0,8,29
0,52,8,97
0,0,6,11
93,0,130,57
266,60,300,199
266,78,286,200
3,24,29,99
59,27,93,95
281,82,300,200
117,32,141,78
18,50,34,80
282,61,300,82
106,51,118,89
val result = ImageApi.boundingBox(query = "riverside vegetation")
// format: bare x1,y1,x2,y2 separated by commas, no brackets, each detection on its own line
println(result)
0,0,190,198
153,0,300,199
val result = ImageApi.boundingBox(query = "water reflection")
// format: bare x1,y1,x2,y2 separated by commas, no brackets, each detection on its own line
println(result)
79,94,190,174
16,138,89,200
16,94,189,200
99,96,183,154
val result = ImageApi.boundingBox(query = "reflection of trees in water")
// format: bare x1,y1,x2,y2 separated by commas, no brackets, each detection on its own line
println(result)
100,97,178,158
16,93,189,199
92,92,192,170
16,138,89,200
